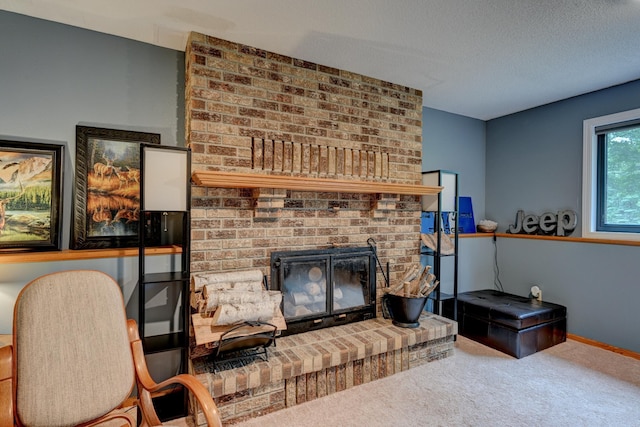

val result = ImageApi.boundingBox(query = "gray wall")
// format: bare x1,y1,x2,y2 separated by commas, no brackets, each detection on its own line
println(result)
495,237,639,352
486,80,640,232
422,107,494,295
0,11,185,249
486,80,640,353
422,107,487,220
0,11,185,338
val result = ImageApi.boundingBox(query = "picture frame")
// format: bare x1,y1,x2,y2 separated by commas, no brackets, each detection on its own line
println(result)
71,126,160,249
0,139,64,252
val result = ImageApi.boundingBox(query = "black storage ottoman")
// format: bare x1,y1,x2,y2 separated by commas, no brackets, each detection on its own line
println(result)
457,289,566,358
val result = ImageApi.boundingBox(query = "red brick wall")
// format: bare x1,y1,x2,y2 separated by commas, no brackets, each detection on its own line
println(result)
185,32,423,302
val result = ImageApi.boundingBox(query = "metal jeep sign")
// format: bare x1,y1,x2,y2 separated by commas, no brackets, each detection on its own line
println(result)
508,209,578,236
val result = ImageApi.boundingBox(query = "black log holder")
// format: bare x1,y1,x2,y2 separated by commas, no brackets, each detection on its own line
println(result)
210,320,278,372
383,293,428,328
367,237,429,328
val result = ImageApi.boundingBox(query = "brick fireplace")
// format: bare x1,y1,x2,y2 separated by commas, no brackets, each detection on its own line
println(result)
186,31,425,303
185,32,456,424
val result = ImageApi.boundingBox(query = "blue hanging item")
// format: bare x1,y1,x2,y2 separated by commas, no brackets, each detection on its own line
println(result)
421,211,436,234
458,196,476,233
441,212,451,234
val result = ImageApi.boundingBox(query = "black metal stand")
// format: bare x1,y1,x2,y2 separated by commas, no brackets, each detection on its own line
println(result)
211,321,278,372
421,170,459,321
367,237,389,288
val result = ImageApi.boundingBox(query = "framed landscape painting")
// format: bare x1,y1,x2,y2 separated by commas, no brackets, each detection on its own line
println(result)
0,140,64,252
71,126,160,249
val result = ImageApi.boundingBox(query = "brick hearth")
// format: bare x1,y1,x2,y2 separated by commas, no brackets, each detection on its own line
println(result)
190,314,457,425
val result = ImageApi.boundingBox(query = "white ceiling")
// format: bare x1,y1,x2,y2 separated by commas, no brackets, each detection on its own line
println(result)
2,0,640,120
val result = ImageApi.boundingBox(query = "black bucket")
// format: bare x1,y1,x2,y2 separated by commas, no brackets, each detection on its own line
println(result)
383,293,428,328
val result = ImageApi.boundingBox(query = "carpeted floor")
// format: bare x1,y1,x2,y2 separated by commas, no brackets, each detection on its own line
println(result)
227,336,640,427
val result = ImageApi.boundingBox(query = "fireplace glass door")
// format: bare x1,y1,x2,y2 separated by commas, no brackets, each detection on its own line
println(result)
332,256,369,312
281,256,329,319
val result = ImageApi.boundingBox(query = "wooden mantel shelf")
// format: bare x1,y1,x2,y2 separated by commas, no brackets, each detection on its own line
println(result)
191,170,442,196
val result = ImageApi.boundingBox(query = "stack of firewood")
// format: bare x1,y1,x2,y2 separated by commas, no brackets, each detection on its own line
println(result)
385,264,439,298
191,269,282,326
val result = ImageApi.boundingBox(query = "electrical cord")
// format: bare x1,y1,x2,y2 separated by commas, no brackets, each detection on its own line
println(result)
493,233,504,292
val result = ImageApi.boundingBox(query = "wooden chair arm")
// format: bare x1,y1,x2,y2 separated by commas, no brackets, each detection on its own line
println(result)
144,374,222,427
0,345,14,427
126,320,222,427
85,410,135,426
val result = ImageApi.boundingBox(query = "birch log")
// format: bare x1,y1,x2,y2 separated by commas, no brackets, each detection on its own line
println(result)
191,291,204,310
202,289,279,314
202,281,264,298
388,265,424,295
403,282,411,297
400,264,421,284
191,269,264,292
419,273,437,295
211,301,276,325
386,264,441,297
421,280,440,297
292,292,312,305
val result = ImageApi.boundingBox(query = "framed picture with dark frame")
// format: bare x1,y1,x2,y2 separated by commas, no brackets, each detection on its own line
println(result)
71,126,160,250
0,139,64,252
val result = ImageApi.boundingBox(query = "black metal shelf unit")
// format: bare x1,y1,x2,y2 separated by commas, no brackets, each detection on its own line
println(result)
421,170,458,321
138,144,191,421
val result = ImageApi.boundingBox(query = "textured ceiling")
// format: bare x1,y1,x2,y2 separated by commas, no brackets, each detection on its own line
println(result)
2,0,640,120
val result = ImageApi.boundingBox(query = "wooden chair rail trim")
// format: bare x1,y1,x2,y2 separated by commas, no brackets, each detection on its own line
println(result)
191,170,443,196
495,232,640,247
460,232,640,247
3,234,637,265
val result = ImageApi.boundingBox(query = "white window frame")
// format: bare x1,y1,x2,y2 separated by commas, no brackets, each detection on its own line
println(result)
582,107,640,241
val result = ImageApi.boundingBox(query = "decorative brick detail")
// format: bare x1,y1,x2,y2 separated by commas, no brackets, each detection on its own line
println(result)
190,315,457,425
251,188,287,218
251,137,390,179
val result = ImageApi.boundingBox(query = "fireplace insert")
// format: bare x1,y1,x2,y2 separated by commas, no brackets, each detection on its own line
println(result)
270,246,376,335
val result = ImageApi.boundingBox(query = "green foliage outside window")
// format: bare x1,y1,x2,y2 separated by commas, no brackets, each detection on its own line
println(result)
603,126,640,226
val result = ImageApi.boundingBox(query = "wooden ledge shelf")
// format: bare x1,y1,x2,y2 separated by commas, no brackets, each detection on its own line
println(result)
496,232,640,247
459,233,494,238
191,170,442,196
461,232,640,247
0,246,182,264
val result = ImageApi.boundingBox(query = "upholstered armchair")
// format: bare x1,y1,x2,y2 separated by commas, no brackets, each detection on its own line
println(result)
0,270,222,427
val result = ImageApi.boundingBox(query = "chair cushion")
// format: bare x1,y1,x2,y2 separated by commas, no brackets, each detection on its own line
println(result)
14,270,135,427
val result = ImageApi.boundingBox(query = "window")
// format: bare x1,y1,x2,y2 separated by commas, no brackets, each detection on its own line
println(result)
583,108,640,241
